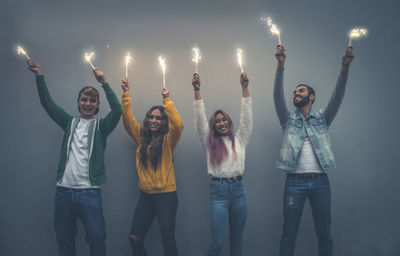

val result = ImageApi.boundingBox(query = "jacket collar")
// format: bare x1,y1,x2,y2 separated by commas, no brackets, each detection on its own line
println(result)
294,107,316,120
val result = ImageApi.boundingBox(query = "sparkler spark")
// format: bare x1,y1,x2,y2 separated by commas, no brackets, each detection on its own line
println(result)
192,47,202,73
261,17,282,45
158,55,166,88
236,48,244,73
84,52,95,70
125,52,133,78
348,27,367,46
17,45,30,59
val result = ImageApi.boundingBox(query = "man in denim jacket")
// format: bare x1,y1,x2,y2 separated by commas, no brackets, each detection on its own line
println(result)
273,45,354,256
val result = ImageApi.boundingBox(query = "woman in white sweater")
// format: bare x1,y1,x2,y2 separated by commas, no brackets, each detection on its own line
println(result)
192,72,252,256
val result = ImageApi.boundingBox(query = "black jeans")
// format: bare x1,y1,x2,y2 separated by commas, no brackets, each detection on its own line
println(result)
129,191,178,256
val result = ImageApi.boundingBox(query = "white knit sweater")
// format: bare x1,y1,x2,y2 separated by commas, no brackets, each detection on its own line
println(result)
193,97,252,177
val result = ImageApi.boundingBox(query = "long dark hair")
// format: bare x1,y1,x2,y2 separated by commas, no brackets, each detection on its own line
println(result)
208,110,236,167
140,106,169,170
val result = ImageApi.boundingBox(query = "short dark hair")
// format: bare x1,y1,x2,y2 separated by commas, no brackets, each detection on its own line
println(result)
77,86,100,114
296,84,315,105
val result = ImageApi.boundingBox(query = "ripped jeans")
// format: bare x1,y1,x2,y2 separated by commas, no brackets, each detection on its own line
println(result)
280,174,332,256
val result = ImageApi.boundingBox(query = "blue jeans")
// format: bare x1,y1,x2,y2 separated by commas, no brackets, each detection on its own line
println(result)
280,174,332,256
207,179,248,256
54,187,106,256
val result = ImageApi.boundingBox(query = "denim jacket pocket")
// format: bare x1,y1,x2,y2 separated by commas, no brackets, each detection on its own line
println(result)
287,119,303,134
310,118,328,134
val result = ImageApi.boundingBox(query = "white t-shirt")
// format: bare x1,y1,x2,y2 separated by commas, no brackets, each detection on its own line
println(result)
57,118,98,188
294,138,324,174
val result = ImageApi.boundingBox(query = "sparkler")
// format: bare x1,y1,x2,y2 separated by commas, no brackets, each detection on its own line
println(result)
125,52,133,78
348,27,367,46
192,47,201,74
236,48,244,73
261,17,281,45
17,45,30,60
84,52,95,70
158,55,166,88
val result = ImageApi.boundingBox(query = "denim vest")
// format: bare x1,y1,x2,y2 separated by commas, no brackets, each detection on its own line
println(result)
276,108,335,172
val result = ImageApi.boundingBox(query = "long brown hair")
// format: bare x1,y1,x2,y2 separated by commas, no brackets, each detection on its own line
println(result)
208,110,236,167
140,106,169,170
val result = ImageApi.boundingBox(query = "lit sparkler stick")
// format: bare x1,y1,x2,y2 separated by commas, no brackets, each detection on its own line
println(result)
84,52,95,70
348,27,367,47
17,45,30,60
158,55,166,89
125,52,133,78
261,17,282,45
236,48,244,73
192,47,201,74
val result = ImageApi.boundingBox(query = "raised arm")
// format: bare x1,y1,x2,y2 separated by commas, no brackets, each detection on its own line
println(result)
93,69,122,136
273,45,290,127
162,88,184,152
192,73,209,151
237,72,253,145
121,78,142,144
27,59,72,130
323,46,354,127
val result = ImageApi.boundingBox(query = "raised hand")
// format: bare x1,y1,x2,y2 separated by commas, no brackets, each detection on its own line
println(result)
121,78,129,92
274,44,286,68
93,68,107,84
342,46,355,67
240,72,249,88
192,73,201,90
161,88,170,98
27,59,42,75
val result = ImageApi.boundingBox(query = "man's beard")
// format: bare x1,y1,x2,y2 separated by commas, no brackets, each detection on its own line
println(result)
294,94,310,108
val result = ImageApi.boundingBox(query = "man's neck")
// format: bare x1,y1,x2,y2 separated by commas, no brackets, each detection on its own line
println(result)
298,105,312,118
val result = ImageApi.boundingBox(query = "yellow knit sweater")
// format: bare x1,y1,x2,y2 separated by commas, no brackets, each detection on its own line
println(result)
121,92,183,194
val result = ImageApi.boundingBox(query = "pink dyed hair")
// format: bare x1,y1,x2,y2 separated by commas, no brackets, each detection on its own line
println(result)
208,110,236,167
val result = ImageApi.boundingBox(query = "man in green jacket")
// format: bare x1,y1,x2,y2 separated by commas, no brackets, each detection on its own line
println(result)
27,59,122,256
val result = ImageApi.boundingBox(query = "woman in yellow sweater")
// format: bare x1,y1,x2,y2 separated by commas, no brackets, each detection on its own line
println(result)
121,78,183,256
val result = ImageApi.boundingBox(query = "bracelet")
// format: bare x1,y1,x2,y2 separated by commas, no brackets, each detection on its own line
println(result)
194,88,200,91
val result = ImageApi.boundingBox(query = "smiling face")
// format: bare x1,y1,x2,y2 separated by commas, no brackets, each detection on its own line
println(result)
148,108,162,133
214,112,230,136
78,93,99,119
293,85,314,108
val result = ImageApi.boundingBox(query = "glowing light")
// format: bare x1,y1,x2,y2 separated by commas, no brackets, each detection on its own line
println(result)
261,17,282,45
158,55,166,88
192,47,202,73
17,45,30,59
125,52,133,78
348,27,368,46
236,48,244,73
84,52,95,70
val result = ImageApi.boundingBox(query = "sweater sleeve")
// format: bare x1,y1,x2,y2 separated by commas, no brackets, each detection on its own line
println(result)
273,67,290,127
236,97,253,146
100,83,122,136
193,99,209,151
163,97,184,152
35,75,72,130
121,92,142,144
323,70,349,127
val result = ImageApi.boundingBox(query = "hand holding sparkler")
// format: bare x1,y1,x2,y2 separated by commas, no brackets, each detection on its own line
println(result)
93,68,107,85
27,59,42,75
161,87,169,99
192,73,201,90
240,72,250,98
341,46,354,70
274,44,286,68
121,78,129,93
